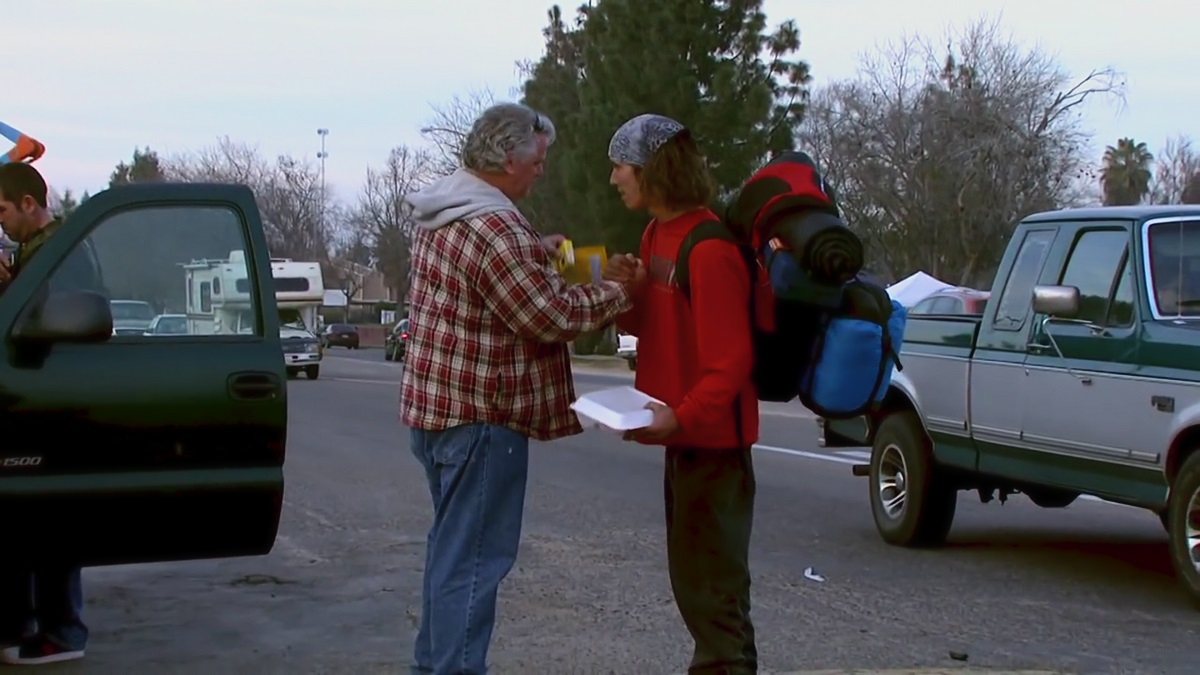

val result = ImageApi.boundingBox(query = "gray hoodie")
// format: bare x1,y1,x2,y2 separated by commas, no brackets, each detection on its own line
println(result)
404,168,519,231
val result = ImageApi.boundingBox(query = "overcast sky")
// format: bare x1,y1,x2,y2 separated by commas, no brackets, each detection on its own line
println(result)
12,0,1196,203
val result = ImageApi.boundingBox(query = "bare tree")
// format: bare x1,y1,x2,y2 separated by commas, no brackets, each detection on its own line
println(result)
353,145,435,302
419,87,496,176
1150,135,1200,204
167,137,336,262
797,16,1124,287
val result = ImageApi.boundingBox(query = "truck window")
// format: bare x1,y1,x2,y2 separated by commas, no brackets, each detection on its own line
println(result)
932,296,961,313
45,205,262,337
910,297,939,314
992,229,1055,330
1146,218,1200,318
1058,229,1133,327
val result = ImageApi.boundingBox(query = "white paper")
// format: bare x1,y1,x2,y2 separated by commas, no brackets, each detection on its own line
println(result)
570,386,663,431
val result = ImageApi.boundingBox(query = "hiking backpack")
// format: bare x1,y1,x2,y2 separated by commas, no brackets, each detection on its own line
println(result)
673,151,906,419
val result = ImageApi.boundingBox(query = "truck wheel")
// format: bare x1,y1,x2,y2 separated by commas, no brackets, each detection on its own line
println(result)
384,347,394,361
627,356,637,371
1168,450,1200,609
869,411,957,547
286,368,299,379
305,365,320,380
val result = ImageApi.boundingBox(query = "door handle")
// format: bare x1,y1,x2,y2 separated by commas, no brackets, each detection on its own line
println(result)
1026,342,1051,354
228,372,281,400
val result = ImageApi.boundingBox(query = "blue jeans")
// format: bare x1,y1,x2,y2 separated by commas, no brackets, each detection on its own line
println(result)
0,565,87,650
409,424,530,675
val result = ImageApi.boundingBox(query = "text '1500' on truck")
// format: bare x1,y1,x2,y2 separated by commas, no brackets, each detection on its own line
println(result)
820,205,1200,609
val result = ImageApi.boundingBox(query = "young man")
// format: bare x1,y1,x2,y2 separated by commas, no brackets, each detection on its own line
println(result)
0,161,91,666
401,102,636,675
604,114,759,674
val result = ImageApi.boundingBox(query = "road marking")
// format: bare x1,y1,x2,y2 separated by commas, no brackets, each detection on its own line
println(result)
755,447,1140,511
754,444,861,465
326,377,398,386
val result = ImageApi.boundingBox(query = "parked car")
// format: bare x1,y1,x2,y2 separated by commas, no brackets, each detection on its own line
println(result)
1,182,286,567
908,288,991,315
617,333,638,370
384,319,410,361
820,205,1200,608
280,311,321,380
110,299,156,336
321,322,359,349
144,313,188,335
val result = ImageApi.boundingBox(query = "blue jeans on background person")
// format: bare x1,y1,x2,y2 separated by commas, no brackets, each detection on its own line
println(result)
409,423,530,675
0,565,88,650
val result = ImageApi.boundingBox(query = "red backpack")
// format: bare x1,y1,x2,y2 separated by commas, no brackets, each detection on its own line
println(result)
672,151,870,404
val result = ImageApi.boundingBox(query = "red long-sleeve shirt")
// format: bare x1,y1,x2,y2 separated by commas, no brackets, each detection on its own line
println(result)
616,208,759,449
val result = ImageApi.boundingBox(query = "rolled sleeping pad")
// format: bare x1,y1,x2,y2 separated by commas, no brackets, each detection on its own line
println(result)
768,209,863,284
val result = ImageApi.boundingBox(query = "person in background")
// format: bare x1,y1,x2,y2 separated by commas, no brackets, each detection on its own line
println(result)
0,161,94,666
400,102,638,675
603,113,759,675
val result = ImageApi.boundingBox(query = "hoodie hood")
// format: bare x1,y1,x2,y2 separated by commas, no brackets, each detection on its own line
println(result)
405,168,517,231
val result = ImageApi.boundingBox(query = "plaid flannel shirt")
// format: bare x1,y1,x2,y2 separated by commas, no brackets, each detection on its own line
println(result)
401,207,632,441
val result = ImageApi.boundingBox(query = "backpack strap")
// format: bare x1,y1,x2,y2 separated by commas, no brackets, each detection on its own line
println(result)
672,218,758,450
673,219,740,302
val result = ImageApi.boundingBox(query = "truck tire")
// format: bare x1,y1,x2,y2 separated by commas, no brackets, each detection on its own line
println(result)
1168,450,1200,609
869,411,957,547
627,356,637,371
384,347,394,361
305,365,320,380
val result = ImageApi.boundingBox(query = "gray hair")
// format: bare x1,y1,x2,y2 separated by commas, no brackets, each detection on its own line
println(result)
460,103,556,173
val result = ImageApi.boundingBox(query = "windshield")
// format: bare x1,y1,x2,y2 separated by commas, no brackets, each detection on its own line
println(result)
278,308,308,330
111,301,156,321
154,316,188,334
1147,219,1200,318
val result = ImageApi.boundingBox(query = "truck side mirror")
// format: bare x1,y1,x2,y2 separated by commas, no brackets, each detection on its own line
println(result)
1031,285,1080,318
12,290,113,344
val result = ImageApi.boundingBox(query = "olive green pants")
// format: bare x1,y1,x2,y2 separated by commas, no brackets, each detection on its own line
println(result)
664,446,757,675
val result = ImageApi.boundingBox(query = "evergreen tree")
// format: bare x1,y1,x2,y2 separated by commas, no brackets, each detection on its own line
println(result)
521,0,810,253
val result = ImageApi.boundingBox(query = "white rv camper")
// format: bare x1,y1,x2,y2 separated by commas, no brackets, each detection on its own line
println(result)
183,251,326,379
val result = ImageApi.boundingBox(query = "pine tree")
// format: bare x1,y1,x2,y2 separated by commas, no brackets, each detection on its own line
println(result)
521,0,811,253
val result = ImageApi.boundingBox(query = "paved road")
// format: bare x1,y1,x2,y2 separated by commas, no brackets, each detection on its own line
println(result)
49,351,1199,674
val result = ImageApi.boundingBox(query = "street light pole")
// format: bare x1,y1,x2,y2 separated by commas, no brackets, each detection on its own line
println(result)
316,128,329,233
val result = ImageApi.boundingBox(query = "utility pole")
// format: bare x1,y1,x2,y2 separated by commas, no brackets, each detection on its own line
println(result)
316,128,329,233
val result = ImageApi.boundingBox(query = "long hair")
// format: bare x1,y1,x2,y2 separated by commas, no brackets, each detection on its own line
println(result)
637,130,715,211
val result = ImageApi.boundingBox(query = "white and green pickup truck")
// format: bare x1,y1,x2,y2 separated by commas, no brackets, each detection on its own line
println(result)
821,205,1200,608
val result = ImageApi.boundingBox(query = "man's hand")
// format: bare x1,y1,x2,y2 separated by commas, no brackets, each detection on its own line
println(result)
541,234,567,257
604,253,646,290
0,256,13,285
625,402,680,441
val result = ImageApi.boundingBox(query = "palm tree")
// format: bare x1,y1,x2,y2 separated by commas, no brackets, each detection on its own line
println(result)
1101,138,1154,206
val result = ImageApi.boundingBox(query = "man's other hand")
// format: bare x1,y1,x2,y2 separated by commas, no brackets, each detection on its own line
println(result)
541,234,567,257
625,402,680,441
604,253,643,284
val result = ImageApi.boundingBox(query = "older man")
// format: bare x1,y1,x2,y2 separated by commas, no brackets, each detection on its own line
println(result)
401,102,638,674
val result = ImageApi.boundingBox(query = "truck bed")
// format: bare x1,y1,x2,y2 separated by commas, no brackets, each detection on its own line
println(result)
819,313,981,448
902,314,982,354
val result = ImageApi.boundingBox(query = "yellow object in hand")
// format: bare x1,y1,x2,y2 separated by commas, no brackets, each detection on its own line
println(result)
554,239,608,285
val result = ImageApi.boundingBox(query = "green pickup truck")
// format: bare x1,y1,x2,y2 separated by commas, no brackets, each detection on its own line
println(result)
821,205,1200,608
0,182,287,567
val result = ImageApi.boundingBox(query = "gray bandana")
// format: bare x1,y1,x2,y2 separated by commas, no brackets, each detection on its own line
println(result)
607,114,685,166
